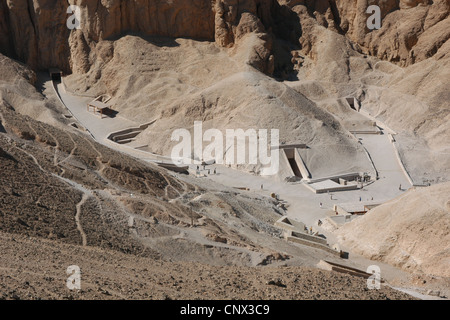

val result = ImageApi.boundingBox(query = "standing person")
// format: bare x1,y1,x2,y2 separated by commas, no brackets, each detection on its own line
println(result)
214,168,217,174
320,202,323,208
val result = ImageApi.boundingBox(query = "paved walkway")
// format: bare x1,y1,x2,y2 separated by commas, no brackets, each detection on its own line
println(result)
355,133,412,198
53,78,412,239
53,80,174,163
195,130,413,246
55,81,138,142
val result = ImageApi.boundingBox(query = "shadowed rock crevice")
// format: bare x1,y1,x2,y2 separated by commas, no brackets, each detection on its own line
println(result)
2,0,447,75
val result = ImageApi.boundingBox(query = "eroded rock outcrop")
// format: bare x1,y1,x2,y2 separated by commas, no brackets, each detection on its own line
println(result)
0,0,447,73
283,0,450,66
1,0,217,72
0,0,300,75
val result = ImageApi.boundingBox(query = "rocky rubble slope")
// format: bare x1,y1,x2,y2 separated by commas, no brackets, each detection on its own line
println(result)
337,182,450,278
3,98,320,266
0,231,415,300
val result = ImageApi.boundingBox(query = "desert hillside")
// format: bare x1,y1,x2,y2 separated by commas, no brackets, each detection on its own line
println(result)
0,0,449,301
0,80,416,300
64,36,370,177
1,0,448,182
0,100,302,266
0,231,414,300
337,182,450,278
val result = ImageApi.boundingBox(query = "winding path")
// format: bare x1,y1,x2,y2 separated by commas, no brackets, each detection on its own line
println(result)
52,79,174,164
50,76,413,240
75,193,89,247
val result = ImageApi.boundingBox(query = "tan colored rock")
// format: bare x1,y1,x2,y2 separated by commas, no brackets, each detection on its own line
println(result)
1,0,448,73
235,12,266,41
400,0,430,10
1,0,299,75
1,0,216,72
284,0,449,66
337,182,450,278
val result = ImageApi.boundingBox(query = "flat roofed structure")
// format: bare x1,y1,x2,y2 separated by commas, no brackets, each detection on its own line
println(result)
333,200,383,215
304,179,358,194
87,99,114,119
271,143,308,150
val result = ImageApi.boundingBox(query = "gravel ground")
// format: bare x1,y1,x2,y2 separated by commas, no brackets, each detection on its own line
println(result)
0,232,414,300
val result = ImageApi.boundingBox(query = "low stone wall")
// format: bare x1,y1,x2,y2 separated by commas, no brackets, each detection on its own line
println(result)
326,215,358,227
290,231,328,245
304,180,359,194
307,172,361,184
51,79,95,140
317,260,384,281
274,217,306,233
286,233,341,257
391,139,414,186
294,148,311,180
106,120,156,143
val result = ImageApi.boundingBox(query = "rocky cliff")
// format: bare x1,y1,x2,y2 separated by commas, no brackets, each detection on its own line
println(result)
282,0,449,66
0,0,300,75
1,0,448,75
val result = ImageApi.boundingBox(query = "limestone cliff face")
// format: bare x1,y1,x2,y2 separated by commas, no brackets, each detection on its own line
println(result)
0,0,448,73
1,0,216,73
282,0,450,66
214,0,301,77
0,0,298,75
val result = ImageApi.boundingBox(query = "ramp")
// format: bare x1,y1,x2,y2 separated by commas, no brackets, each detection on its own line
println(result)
317,260,385,282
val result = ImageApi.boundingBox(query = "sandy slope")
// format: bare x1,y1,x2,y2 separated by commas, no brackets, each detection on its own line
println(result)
337,182,450,279
63,35,372,178
0,231,414,300
285,13,450,184
2,101,323,267
0,0,448,301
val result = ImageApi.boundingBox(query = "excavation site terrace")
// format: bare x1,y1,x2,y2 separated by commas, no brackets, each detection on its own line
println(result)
0,0,449,305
